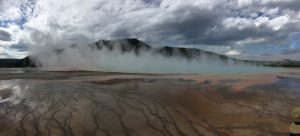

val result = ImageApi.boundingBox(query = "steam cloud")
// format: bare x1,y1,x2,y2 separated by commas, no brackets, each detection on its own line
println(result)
32,41,280,75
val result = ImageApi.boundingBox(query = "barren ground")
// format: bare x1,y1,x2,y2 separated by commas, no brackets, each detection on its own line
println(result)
0,68,299,136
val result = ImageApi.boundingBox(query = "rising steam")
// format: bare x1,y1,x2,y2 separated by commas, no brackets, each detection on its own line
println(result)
31,40,281,75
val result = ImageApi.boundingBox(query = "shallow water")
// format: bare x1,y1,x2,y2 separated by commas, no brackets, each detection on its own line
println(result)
0,68,299,135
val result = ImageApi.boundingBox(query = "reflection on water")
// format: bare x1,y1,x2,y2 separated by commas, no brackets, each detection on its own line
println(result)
0,68,25,74
0,80,27,105
277,76,300,90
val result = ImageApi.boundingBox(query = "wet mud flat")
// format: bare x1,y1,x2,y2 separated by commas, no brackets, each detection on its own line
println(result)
0,69,300,136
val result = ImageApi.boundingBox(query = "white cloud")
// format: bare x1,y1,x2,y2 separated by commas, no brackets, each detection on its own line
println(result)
268,15,290,31
0,0,32,21
237,0,253,7
225,50,241,56
263,7,279,16
0,46,27,58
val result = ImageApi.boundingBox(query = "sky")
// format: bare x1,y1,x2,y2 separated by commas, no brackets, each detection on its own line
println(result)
0,0,300,60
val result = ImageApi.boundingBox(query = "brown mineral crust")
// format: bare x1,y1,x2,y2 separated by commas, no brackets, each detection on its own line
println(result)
0,69,299,136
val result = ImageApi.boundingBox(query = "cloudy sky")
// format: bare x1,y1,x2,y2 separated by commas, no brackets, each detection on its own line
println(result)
0,0,300,60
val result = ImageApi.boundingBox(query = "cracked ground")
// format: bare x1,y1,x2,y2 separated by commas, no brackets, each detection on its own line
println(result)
0,69,300,136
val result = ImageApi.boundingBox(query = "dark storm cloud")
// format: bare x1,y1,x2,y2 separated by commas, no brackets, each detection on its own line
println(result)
134,1,300,46
137,5,224,45
0,30,11,41
114,0,299,46
203,21,298,45
6,0,300,49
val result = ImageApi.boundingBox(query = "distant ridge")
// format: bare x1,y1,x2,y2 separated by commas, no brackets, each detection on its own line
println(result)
88,38,240,61
0,38,300,68
0,56,36,68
